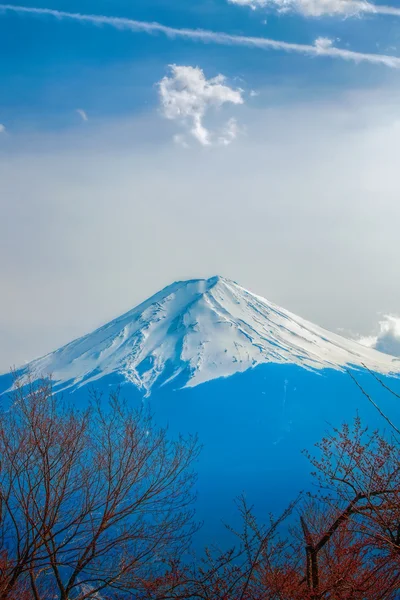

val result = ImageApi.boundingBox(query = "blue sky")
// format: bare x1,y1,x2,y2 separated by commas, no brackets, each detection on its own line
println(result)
2,0,400,369
0,0,398,129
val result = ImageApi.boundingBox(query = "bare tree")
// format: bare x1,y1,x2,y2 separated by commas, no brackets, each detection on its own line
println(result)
0,377,199,599
179,417,400,600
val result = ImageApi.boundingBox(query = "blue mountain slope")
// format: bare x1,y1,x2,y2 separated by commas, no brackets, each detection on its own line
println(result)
1,276,400,548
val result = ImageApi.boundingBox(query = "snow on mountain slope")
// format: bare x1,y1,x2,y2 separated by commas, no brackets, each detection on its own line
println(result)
12,276,400,395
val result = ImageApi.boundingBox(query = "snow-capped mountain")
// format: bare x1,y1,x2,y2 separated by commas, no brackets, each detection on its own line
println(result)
12,275,400,395
2,276,400,549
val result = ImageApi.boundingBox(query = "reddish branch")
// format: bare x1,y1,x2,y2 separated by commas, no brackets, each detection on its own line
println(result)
0,376,199,599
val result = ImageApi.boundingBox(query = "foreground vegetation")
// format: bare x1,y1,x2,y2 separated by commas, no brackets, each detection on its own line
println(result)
0,376,400,599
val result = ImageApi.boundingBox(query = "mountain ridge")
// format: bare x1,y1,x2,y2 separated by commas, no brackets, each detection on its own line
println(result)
3,276,399,396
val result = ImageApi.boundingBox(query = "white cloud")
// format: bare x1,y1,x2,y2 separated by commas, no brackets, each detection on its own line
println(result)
2,5,400,68
296,0,370,16
314,37,334,50
358,316,400,357
0,124,6,134
227,0,399,17
158,65,244,146
76,109,88,122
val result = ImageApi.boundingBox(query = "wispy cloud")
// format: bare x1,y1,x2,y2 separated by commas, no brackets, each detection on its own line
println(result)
76,109,88,122
1,4,400,68
228,0,400,18
0,124,5,134
159,65,244,146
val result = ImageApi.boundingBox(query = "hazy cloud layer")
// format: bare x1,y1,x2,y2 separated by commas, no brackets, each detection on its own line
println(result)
2,87,400,370
159,65,244,146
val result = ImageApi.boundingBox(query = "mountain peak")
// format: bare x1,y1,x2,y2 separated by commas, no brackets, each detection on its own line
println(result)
168,275,233,291
11,277,400,395
206,275,233,285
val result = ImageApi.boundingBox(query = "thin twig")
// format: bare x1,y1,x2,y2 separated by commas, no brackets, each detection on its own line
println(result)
347,369,400,436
